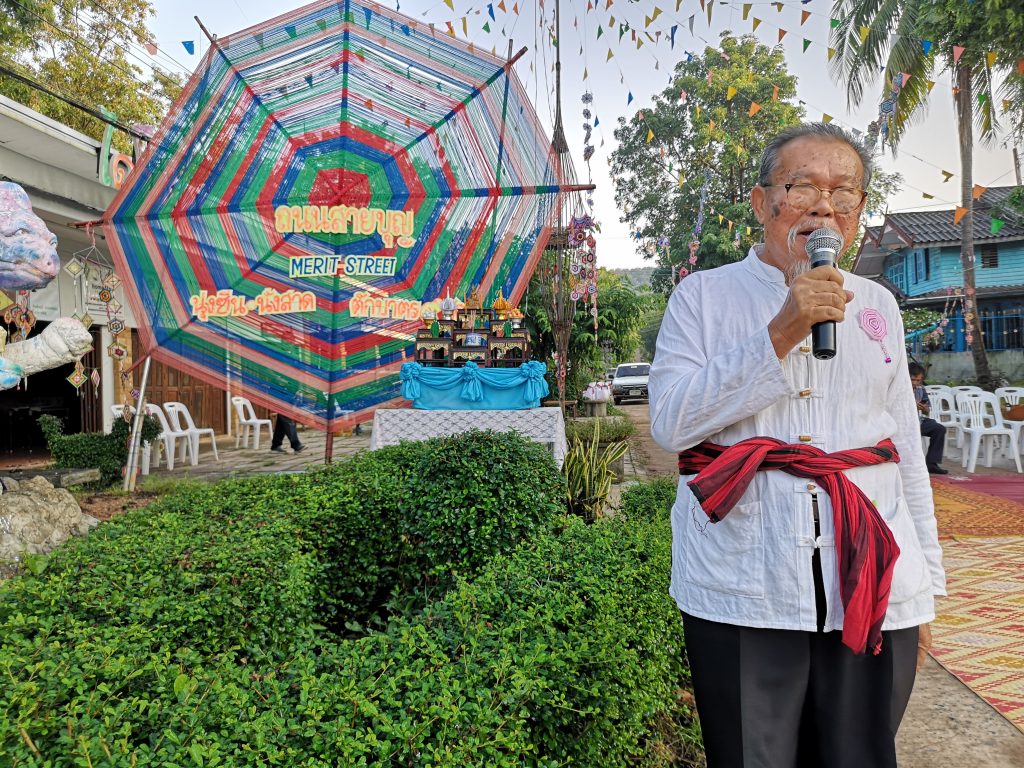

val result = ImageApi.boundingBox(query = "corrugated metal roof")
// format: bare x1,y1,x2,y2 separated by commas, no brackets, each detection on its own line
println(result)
882,186,1024,245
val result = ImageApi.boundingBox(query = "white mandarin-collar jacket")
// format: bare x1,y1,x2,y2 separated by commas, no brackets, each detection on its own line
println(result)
649,249,946,633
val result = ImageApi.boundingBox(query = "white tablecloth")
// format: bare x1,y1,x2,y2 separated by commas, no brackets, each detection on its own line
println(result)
369,407,567,467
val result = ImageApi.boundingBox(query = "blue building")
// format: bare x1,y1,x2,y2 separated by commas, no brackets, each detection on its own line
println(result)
854,186,1024,355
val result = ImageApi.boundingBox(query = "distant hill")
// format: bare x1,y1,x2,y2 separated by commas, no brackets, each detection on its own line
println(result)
608,267,656,288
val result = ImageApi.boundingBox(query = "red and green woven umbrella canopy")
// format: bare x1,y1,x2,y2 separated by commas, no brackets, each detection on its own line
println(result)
104,0,573,430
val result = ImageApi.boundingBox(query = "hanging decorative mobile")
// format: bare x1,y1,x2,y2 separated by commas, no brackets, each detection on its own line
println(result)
875,72,906,149
679,171,713,281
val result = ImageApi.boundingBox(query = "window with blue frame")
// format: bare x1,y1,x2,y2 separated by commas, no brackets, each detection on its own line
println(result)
886,255,906,292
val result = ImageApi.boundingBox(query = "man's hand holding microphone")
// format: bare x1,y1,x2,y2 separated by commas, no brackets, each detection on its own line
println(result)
768,228,853,360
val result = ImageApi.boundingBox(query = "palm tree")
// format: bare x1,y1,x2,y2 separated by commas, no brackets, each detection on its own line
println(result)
830,2,1012,387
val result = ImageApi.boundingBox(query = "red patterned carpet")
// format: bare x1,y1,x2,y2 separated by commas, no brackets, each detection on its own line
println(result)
930,478,1024,537
934,473,1024,506
931,536,1024,733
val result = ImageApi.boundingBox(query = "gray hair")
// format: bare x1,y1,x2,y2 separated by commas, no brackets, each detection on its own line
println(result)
758,122,874,189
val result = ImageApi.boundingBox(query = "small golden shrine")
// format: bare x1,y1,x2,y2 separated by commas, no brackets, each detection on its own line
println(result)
415,288,531,367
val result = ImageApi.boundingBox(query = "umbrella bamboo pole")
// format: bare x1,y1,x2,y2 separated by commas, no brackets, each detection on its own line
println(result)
123,356,151,493
325,432,334,465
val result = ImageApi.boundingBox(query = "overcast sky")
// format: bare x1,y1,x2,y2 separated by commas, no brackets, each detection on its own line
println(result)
144,0,1021,269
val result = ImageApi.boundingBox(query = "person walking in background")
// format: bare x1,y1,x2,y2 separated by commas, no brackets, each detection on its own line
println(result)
909,362,948,474
649,123,945,768
270,413,305,454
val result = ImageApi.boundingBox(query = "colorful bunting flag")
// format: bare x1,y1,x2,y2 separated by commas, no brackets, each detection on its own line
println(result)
822,113,833,124
748,101,762,116
827,48,837,61
941,170,954,182
991,218,1005,235
778,28,787,42
953,45,965,63
182,40,195,55
953,207,967,225
743,4,751,20
973,185,987,199
726,85,737,100
753,18,762,31
986,51,997,68
801,10,811,25
802,39,811,52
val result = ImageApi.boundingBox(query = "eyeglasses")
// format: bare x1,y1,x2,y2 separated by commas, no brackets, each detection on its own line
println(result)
761,183,867,214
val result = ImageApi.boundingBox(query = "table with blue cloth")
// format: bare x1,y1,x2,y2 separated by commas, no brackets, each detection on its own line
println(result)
398,360,549,410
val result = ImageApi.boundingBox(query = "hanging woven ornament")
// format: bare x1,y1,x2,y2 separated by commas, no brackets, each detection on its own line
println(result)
67,359,88,393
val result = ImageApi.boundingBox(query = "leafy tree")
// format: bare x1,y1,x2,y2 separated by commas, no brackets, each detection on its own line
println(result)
830,0,1020,387
610,34,804,294
524,268,652,400
0,0,183,152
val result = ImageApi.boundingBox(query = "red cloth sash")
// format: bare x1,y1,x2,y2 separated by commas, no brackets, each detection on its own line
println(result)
678,437,901,655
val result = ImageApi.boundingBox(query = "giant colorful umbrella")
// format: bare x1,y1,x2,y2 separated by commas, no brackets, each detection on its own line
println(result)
104,0,584,431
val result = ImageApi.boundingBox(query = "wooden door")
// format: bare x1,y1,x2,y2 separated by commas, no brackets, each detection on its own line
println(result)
79,327,103,433
131,330,227,433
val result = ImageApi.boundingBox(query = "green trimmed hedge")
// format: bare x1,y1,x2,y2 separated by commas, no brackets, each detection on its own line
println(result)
564,414,636,443
39,413,162,487
621,476,679,522
0,433,701,767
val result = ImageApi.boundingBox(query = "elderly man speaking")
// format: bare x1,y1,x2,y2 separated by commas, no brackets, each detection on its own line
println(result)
649,123,945,768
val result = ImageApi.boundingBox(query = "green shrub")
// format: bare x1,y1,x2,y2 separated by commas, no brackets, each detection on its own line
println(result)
621,477,679,522
39,413,162,486
0,432,701,767
565,414,636,443
563,419,630,523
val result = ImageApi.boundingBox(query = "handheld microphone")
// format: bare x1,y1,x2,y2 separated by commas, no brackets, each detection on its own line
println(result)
805,228,844,360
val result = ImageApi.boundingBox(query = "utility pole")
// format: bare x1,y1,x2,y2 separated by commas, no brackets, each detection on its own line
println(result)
1013,146,1022,186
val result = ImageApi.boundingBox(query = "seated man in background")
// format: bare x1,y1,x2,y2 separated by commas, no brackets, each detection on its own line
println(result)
909,362,948,475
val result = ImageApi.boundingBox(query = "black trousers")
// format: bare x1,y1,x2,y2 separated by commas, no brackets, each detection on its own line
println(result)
681,611,918,768
920,417,946,467
271,414,301,449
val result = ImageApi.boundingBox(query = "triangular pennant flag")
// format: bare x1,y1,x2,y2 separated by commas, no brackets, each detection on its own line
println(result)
991,217,1005,235
647,128,654,143
953,45,965,63
801,10,811,25
772,85,779,101
696,105,702,119
462,17,468,36
973,184,987,199
483,22,490,32
689,15,695,34
743,3,751,20
583,67,588,80
678,172,685,188
726,85,737,100
594,115,599,126
921,192,934,200
774,2,783,11
921,40,932,55
144,41,158,55
488,2,495,20
986,51,997,68
927,80,936,92
1004,99,1012,112
709,119,716,131
181,40,195,55
1019,58,1024,75
305,74,313,88
802,39,811,52
627,91,634,104
941,170,954,182
859,26,870,44
748,101,762,116
718,214,724,224
778,28,787,42
670,24,677,48
978,93,987,106
444,0,454,8
822,113,833,124
753,17,762,31
707,2,713,24
285,25,297,38
597,25,603,38
830,18,840,28
446,21,455,36
607,48,614,61
953,207,967,225
828,47,837,61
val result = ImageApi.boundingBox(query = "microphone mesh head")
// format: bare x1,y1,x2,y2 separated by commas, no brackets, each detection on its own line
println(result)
805,228,843,258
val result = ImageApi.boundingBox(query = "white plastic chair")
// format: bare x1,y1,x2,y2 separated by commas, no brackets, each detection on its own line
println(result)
231,396,273,449
956,391,1022,474
144,403,191,471
995,387,1024,406
924,384,951,397
163,401,220,466
926,390,961,450
112,404,155,475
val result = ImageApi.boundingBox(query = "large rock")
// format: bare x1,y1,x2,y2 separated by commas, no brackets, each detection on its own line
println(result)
0,476,98,564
